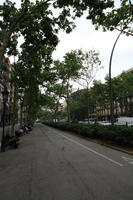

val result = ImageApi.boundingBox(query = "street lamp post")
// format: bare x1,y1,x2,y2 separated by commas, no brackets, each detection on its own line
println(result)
109,31,122,125
20,91,24,128
1,87,9,152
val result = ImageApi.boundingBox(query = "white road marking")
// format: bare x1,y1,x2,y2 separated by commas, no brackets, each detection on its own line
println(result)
122,157,133,165
58,133,123,167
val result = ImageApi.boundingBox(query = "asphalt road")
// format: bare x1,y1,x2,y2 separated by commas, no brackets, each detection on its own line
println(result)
0,123,133,200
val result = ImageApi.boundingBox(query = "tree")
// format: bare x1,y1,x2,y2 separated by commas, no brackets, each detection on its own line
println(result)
78,49,102,123
0,0,115,128
69,80,108,122
93,0,133,36
54,0,114,22
10,43,47,131
112,70,133,117
10,60,32,134
101,69,133,118
90,80,107,121
0,0,114,69
69,89,88,121
0,0,68,69
55,50,84,122
90,0,133,124
45,83,66,122
69,68,133,122
82,0,133,124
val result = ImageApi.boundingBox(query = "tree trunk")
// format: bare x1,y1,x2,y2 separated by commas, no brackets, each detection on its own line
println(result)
86,87,90,124
55,101,59,122
10,87,17,136
66,83,71,123
0,46,5,70
20,102,23,128
0,32,11,69
54,108,57,123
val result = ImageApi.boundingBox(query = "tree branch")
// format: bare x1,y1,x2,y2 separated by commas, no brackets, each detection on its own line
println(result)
115,27,133,37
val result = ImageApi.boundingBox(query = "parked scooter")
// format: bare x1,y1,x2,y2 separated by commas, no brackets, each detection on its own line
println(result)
5,134,19,149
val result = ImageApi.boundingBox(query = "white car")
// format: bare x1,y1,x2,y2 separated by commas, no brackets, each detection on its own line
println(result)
98,121,111,125
127,122,133,127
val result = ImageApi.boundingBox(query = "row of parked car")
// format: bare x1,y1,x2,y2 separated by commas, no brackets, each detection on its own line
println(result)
79,120,111,125
79,117,133,126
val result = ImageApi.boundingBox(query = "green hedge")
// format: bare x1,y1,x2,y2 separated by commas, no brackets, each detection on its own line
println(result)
44,122,133,147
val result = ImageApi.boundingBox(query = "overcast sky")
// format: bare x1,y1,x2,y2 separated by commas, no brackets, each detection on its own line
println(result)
53,15,133,84
1,0,133,85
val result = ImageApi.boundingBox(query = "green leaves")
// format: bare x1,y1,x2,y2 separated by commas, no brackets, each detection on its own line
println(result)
112,70,133,98
0,0,115,71
93,0,133,35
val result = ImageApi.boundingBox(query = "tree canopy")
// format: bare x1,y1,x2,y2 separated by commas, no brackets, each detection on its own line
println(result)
69,68,133,122
94,0,133,36
0,0,114,69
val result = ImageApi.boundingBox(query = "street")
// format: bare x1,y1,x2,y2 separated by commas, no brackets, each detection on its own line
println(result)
0,123,133,200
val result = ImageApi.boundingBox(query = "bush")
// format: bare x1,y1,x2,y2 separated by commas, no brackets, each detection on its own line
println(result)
43,122,133,147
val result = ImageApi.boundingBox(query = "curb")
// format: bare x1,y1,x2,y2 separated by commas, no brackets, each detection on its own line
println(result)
100,143,133,156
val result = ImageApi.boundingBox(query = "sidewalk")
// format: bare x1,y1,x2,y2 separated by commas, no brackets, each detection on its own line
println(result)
0,133,34,200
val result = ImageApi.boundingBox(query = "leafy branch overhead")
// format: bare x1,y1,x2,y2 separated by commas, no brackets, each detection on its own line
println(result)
93,0,133,36
0,0,114,68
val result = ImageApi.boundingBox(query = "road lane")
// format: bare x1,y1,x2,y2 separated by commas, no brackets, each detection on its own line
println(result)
57,132,123,167
48,125,133,167
0,123,133,200
38,124,133,199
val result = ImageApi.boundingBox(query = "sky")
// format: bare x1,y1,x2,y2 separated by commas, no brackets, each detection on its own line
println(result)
52,15,133,85
1,0,133,86
52,0,133,85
